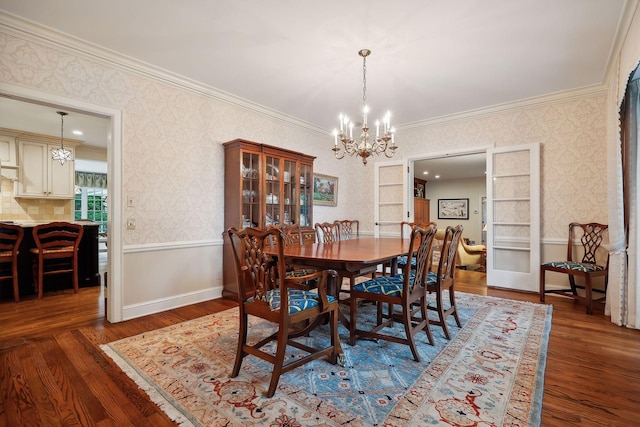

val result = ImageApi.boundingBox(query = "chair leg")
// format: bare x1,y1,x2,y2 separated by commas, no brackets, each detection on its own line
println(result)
448,287,461,328
12,263,19,302
349,292,358,346
329,307,344,365
568,275,578,295
230,312,248,378
420,298,435,346
539,267,546,303
402,304,421,362
585,276,593,315
435,291,451,340
266,327,288,398
72,254,79,293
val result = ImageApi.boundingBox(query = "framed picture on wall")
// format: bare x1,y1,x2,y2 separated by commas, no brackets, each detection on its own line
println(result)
438,198,469,220
313,173,338,206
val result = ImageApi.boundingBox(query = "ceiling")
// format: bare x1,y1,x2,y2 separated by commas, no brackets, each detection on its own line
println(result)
0,0,631,177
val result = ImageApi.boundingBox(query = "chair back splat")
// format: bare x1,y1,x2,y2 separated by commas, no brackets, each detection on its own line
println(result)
227,227,344,397
315,222,340,244
349,223,438,361
30,222,83,299
540,222,609,314
0,223,24,302
334,220,359,240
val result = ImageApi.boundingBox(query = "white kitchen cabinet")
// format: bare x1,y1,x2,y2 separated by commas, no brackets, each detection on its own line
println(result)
15,140,75,199
0,130,19,180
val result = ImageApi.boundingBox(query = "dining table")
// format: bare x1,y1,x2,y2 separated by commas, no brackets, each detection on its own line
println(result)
272,237,413,329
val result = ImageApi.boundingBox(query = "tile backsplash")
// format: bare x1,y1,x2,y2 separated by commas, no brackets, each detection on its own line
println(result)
0,177,73,221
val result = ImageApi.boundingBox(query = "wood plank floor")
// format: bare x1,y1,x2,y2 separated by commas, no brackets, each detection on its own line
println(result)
1,271,639,426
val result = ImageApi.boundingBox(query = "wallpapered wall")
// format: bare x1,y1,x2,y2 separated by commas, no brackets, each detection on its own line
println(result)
1,25,608,246
355,92,609,240
0,29,350,246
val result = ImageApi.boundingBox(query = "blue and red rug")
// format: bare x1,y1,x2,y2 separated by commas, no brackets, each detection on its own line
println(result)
101,292,551,426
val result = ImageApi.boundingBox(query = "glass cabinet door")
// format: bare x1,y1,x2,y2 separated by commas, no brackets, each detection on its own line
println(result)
299,163,312,227
241,152,260,228
265,155,281,227
282,159,296,225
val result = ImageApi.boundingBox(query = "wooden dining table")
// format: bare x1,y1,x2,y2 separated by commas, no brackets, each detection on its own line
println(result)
273,237,413,329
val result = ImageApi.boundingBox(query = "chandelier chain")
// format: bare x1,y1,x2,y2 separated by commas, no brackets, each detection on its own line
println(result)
362,54,367,109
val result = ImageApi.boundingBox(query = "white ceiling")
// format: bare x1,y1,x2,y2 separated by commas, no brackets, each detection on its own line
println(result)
0,0,631,176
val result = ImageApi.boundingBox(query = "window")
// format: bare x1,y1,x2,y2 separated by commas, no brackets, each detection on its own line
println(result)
75,187,107,233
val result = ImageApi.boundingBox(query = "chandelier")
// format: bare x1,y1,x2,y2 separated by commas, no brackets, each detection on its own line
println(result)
332,49,397,165
51,111,73,165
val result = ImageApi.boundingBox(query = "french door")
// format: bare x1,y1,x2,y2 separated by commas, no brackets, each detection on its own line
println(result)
374,161,405,237
486,143,540,291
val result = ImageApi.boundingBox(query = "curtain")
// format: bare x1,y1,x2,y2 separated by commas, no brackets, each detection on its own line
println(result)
75,171,107,188
618,77,640,328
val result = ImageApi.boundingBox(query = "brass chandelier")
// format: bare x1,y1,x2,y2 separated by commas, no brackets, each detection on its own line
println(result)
51,111,73,165
332,49,396,165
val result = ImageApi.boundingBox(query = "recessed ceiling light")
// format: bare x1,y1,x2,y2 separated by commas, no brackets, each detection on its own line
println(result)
72,130,83,136
435,175,440,179
423,171,429,175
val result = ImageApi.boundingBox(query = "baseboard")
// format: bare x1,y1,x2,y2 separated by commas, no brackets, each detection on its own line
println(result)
122,286,223,321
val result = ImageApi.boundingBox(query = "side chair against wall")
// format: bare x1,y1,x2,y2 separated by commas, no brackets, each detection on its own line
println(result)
426,225,464,340
227,227,344,398
315,222,340,243
540,222,609,315
334,219,359,240
0,223,24,302
31,222,83,299
349,224,437,361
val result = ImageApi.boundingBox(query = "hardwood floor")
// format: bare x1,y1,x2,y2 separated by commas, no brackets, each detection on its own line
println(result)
1,271,639,426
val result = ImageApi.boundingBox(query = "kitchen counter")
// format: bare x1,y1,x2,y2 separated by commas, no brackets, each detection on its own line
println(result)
0,221,101,300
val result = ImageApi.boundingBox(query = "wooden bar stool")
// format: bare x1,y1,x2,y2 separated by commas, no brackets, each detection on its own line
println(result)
31,222,83,298
0,223,24,302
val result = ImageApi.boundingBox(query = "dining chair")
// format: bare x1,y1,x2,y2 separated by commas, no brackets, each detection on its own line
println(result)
349,223,437,361
426,225,464,340
540,222,609,314
30,222,84,298
315,222,340,243
227,227,344,398
389,221,437,275
0,223,24,302
267,223,316,280
334,219,359,240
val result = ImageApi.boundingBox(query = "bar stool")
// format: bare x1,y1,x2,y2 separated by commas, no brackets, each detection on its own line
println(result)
0,223,24,302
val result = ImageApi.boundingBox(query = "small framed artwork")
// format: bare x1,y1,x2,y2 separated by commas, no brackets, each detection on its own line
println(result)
313,174,338,207
438,198,469,220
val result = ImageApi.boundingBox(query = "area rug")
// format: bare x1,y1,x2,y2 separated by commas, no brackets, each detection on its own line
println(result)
101,292,552,426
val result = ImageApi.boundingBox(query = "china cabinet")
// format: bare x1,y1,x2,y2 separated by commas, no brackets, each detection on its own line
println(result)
223,139,315,300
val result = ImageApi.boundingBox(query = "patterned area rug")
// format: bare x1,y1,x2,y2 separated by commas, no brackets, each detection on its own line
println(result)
101,292,552,426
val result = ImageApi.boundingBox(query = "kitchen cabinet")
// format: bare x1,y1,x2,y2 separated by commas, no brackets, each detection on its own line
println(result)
15,140,75,199
223,138,315,300
0,129,19,180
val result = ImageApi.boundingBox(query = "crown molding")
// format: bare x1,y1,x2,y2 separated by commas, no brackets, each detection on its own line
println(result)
397,84,608,131
602,0,640,85
0,11,327,135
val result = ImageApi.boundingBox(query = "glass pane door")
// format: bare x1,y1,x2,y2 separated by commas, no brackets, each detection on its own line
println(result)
265,155,281,227
282,160,296,226
241,152,260,228
300,164,312,227
486,143,540,292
